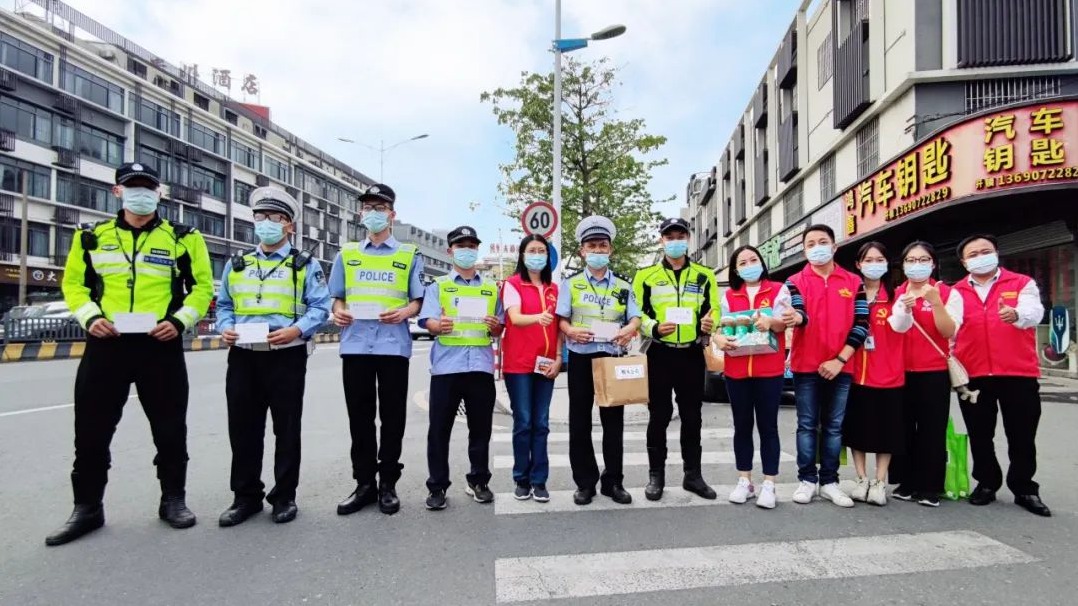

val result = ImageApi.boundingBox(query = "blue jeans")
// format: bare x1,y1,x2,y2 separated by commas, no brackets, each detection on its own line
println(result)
504,373,554,485
724,376,784,476
794,372,851,485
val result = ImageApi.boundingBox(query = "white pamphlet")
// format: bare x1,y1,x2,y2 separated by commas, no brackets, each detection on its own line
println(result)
457,297,489,320
349,302,384,321
113,312,157,334
235,322,269,344
666,307,694,325
592,321,620,342
534,356,555,374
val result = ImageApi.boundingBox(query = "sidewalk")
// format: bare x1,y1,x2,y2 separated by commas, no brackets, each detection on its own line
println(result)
494,371,668,427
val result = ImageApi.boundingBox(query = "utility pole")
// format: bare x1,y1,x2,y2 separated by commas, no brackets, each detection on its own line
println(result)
17,170,29,306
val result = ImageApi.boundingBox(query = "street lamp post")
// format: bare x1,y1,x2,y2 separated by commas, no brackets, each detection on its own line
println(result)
551,2,625,277
337,134,429,183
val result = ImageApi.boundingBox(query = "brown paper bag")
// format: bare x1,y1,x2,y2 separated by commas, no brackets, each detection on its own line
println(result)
592,356,650,407
704,341,725,372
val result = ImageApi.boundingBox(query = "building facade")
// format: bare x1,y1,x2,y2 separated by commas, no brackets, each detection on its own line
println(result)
683,0,1078,371
392,220,453,283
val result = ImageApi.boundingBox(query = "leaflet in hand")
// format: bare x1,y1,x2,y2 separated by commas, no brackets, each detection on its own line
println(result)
456,297,488,320
666,307,694,325
112,312,157,334
592,321,620,342
235,322,269,344
348,302,384,321
534,356,555,374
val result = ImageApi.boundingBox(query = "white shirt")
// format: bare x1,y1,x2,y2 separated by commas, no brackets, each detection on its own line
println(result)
890,288,964,334
967,270,1044,330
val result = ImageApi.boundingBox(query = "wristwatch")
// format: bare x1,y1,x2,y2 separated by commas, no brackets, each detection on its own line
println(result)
835,354,848,364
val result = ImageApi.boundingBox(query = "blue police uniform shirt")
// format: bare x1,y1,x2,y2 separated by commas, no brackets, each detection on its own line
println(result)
328,235,426,357
556,269,641,355
215,241,331,339
417,271,505,376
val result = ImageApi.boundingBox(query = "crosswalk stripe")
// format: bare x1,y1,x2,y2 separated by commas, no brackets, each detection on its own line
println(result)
494,530,1036,603
490,428,734,443
494,484,803,515
492,450,794,470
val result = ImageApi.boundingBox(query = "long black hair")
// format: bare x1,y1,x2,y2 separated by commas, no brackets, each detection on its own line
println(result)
727,245,770,291
515,234,553,284
857,240,894,301
901,240,941,280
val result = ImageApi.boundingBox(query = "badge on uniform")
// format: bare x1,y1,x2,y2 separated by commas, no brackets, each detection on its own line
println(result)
314,271,326,285
150,248,170,256
103,244,119,251
865,336,876,351
347,259,362,266
393,261,407,270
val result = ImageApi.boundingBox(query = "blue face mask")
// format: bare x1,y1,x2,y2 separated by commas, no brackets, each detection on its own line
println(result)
361,210,390,234
453,247,478,269
121,187,159,216
860,262,889,280
965,252,999,276
737,264,764,282
255,220,286,245
585,253,610,269
903,262,933,281
664,240,689,259
806,244,834,266
524,253,547,271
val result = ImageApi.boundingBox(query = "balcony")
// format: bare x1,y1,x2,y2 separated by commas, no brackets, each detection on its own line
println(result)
53,93,79,116
0,129,15,152
53,147,78,169
168,183,200,204
0,67,16,91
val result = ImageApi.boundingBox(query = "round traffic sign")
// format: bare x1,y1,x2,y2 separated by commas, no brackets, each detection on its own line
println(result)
548,244,559,272
521,200,558,238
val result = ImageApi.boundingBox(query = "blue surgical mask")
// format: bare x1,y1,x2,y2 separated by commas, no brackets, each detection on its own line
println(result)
585,253,610,269
861,262,889,280
255,220,286,245
524,254,547,271
360,210,390,234
806,244,834,266
664,240,689,259
903,262,933,281
121,187,159,216
965,252,999,276
737,264,764,282
453,248,478,269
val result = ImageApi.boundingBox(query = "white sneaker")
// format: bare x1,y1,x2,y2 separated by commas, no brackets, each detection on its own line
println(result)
850,477,870,502
867,479,888,506
792,481,817,504
820,482,855,508
728,478,755,504
756,480,777,509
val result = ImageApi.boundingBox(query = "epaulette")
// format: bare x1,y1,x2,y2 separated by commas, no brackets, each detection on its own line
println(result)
565,269,583,279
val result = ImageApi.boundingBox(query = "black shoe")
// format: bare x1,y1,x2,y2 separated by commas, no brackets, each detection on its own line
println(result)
272,501,298,524
513,482,532,501
158,495,197,529
45,504,105,546
1015,494,1051,517
465,482,494,504
531,484,550,503
683,472,717,500
969,485,997,506
337,483,378,516
645,471,665,501
378,484,400,515
426,489,448,510
573,487,596,506
218,500,263,527
600,484,633,505
916,493,941,508
892,485,915,501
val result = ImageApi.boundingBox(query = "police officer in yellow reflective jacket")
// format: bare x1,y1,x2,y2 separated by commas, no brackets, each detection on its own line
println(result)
215,187,330,527
47,163,213,546
632,217,720,503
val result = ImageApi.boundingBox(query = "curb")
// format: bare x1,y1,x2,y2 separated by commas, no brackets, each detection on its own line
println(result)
0,332,342,363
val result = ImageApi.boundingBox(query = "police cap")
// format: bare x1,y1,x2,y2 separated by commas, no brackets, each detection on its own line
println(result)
115,162,160,187
575,215,616,243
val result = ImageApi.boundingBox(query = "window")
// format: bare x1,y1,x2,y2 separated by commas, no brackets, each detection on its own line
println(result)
265,156,290,183
757,206,772,241
323,243,339,261
77,124,124,166
303,207,321,228
325,215,341,235
233,218,255,244
193,93,210,111
820,153,836,202
27,221,49,257
188,121,223,155
230,140,259,170
190,209,225,237
158,200,179,223
56,174,119,214
188,165,225,199
0,32,53,82
61,63,124,113
0,158,50,198
965,76,1061,115
224,110,238,125
783,181,803,226
855,116,879,178
134,97,180,137
1,96,53,146
56,226,74,265
209,253,227,279
234,180,254,206
139,146,176,183
254,124,267,139
817,32,833,90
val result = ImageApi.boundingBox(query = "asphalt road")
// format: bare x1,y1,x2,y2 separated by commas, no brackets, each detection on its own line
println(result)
1,345,1076,605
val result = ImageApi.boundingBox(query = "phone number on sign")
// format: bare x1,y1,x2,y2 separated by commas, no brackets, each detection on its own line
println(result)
886,186,952,221
979,166,1078,190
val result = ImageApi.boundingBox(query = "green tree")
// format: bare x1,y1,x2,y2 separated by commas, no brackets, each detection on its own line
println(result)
480,56,670,276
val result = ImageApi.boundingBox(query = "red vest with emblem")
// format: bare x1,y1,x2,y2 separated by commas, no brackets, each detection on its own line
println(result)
952,269,1040,378
850,290,905,388
501,274,560,374
896,280,952,372
789,264,862,374
722,281,787,379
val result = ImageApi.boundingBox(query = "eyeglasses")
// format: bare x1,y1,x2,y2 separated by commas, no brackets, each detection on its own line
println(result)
254,212,289,223
904,257,933,264
361,204,391,213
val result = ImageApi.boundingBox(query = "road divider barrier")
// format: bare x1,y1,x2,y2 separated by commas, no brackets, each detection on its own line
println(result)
1,332,341,363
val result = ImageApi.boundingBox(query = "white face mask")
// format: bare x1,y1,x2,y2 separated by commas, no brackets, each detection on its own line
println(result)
121,187,160,215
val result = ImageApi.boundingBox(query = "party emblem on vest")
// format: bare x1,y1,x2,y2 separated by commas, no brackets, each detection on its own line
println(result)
393,261,407,270
102,244,119,251
759,298,771,308
346,259,362,266
151,248,170,257
838,288,852,298
1002,291,1019,300
876,308,889,319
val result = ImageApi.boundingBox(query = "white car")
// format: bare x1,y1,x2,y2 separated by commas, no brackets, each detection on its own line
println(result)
408,318,433,340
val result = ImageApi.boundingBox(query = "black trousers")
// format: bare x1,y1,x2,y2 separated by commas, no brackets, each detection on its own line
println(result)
342,354,410,486
226,345,308,505
568,351,625,490
890,370,950,494
960,376,1042,496
71,335,189,505
646,343,705,472
426,372,495,491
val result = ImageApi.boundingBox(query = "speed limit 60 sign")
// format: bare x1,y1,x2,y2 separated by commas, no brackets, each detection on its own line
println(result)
521,200,558,238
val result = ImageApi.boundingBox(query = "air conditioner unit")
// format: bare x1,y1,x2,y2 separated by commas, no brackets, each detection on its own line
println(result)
691,178,706,196
53,93,79,115
188,148,204,163
97,47,116,61
0,68,16,91
317,200,327,211
174,143,190,158
328,233,339,245
304,192,313,205
256,175,270,186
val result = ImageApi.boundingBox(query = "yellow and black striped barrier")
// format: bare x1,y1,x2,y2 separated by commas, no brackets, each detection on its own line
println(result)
0,333,341,363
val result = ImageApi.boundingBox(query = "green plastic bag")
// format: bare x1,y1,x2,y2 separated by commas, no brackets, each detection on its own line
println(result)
944,417,971,500
816,429,849,467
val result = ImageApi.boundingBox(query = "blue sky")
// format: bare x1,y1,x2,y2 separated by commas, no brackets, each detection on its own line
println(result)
63,0,804,255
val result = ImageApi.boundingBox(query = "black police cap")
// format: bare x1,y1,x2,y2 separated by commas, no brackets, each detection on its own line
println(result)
447,225,482,245
359,184,396,205
115,162,160,187
660,217,691,235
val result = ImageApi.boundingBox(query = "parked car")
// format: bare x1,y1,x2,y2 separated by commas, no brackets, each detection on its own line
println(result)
409,318,433,340
3,301,81,342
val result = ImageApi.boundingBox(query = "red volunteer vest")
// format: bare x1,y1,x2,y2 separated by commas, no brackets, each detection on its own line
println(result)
896,280,952,372
789,264,862,374
850,290,905,388
501,274,560,374
722,281,787,379
953,269,1040,378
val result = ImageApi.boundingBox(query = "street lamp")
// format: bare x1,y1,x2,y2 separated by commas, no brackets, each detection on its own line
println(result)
551,1,625,278
337,133,429,183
